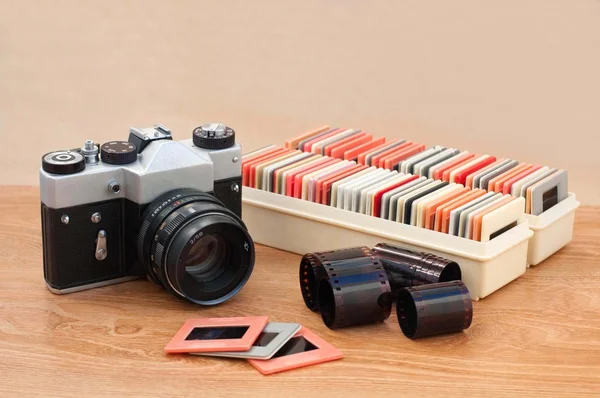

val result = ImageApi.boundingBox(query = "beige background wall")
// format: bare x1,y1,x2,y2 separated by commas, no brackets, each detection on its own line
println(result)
1,0,599,204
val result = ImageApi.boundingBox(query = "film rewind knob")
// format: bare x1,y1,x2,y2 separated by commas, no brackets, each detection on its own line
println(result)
42,150,86,175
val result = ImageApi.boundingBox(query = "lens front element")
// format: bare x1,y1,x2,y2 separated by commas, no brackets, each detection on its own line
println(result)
184,234,228,282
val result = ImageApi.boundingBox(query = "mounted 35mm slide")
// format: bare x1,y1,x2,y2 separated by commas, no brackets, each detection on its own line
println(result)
164,317,343,375
239,125,579,299
245,124,578,257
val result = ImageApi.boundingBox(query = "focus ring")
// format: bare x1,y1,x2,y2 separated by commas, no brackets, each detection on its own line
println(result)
154,243,165,267
164,214,186,235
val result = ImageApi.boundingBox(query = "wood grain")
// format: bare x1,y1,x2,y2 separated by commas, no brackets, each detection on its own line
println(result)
0,186,599,397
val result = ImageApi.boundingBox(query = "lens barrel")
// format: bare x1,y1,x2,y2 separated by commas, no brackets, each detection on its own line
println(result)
138,188,254,305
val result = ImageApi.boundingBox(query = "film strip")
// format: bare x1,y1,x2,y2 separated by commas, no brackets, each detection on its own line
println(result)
396,280,473,339
300,246,372,312
299,253,328,312
372,243,462,294
300,247,393,329
299,244,473,338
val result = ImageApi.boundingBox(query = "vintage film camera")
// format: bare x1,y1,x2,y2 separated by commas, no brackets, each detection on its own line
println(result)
40,123,255,305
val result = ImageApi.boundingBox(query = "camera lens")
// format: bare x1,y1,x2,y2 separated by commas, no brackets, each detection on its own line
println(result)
184,234,227,281
138,188,254,305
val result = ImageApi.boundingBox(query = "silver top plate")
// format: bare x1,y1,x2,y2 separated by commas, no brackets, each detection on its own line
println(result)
40,138,242,209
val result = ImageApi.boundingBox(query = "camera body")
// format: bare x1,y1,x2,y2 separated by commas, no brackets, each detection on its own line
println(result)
40,124,244,295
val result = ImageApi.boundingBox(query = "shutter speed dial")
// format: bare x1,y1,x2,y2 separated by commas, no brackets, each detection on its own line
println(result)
100,141,138,165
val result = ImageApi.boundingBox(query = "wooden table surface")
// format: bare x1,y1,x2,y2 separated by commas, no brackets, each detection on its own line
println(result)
1,186,599,397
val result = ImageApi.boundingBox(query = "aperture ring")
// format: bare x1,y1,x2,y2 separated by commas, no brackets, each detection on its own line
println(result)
142,195,210,284
138,189,223,273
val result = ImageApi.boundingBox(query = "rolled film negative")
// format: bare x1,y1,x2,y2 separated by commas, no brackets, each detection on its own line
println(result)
372,243,462,296
317,250,393,329
299,246,373,311
396,280,473,339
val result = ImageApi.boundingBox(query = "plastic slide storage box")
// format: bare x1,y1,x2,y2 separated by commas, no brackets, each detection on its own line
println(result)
279,128,579,267
524,193,579,266
242,187,533,301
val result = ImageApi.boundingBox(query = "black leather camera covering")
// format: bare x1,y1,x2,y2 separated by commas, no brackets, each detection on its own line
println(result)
213,176,242,218
41,177,242,291
41,199,147,290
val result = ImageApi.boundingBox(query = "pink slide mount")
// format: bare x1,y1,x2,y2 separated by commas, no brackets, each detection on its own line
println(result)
248,326,343,375
164,316,269,354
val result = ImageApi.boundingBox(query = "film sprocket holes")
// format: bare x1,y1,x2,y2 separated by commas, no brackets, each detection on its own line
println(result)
300,246,394,329
40,123,255,305
300,244,469,336
371,243,462,295
396,280,473,339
